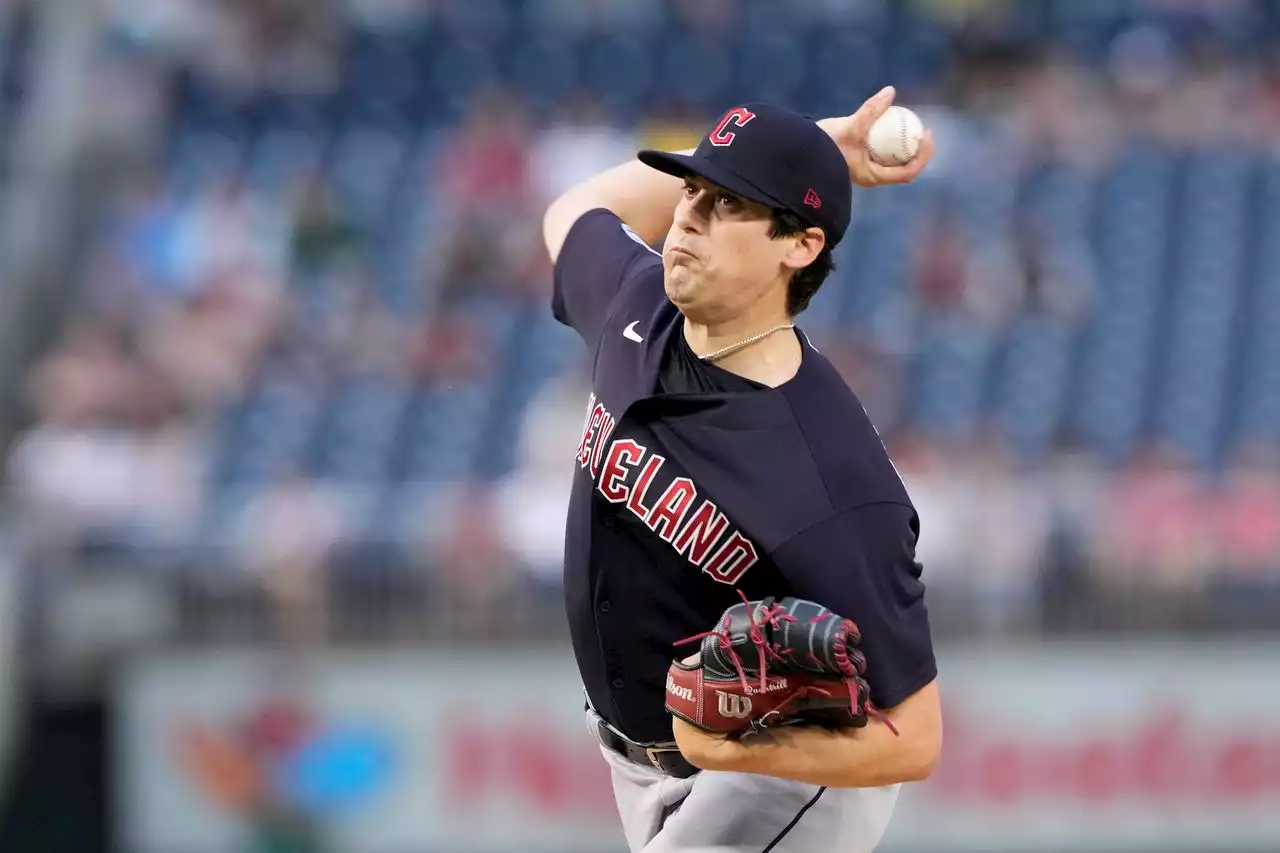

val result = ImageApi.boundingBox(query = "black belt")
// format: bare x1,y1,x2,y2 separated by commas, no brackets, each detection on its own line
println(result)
592,715,700,779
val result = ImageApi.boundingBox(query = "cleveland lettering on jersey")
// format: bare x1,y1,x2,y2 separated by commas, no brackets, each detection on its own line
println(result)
576,393,760,586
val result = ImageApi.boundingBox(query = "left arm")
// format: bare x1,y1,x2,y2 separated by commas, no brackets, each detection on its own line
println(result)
672,679,942,788
676,500,941,786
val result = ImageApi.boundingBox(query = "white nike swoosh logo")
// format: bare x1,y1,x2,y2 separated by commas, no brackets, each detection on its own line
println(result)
623,321,644,342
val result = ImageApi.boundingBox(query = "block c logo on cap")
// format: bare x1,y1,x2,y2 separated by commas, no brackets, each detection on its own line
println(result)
709,107,757,147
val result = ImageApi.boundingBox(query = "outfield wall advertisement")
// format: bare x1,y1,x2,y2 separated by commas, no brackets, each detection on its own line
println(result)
116,643,1280,853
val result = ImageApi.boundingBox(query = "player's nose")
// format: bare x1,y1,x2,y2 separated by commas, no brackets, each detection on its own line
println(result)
673,191,708,234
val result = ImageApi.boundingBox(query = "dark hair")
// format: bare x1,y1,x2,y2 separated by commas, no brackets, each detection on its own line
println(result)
768,210,835,316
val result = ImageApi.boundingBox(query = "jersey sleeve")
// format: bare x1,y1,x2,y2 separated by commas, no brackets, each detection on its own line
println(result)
552,209,663,346
770,502,937,709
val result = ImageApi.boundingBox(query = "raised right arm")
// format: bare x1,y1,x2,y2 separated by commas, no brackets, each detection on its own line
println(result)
542,148,695,264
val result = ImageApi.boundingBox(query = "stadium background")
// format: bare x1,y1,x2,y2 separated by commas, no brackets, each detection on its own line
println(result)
0,0,1277,851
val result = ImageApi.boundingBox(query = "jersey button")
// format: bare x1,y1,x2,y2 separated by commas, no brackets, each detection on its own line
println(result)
612,677,626,689
599,601,611,613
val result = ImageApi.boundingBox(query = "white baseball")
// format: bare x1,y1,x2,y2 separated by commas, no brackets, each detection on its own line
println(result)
866,106,925,167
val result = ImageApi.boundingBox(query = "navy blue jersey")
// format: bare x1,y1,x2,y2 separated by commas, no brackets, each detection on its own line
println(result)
553,209,936,744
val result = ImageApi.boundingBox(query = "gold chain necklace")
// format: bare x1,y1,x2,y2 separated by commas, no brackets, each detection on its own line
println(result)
699,324,796,363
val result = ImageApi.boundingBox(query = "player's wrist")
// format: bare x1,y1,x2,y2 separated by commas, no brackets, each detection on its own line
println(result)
671,716,747,771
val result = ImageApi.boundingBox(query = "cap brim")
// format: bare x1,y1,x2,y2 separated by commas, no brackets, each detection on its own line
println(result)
637,150,789,212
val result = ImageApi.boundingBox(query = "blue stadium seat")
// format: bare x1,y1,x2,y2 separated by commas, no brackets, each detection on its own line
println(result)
1233,165,1280,444
1071,146,1176,459
219,378,323,484
167,128,249,193
245,124,329,192
806,32,884,118
328,123,413,225
425,39,501,117
733,32,807,106
438,0,513,43
911,317,997,441
836,183,931,337
343,34,420,115
581,33,656,118
656,35,735,115
190,482,261,562
308,377,411,482
992,317,1073,461
1153,152,1251,464
506,34,582,112
393,382,495,482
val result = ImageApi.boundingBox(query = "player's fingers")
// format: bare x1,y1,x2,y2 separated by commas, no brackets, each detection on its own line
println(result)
847,85,897,137
849,648,867,675
911,128,936,173
892,129,935,182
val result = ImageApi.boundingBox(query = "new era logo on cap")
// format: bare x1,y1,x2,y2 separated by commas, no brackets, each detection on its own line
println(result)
637,103,852,247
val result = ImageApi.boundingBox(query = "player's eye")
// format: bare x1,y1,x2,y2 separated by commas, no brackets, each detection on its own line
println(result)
682,182,698,197
717,192,741,210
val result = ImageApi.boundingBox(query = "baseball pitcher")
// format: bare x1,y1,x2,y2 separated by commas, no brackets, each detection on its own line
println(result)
542,87,941,853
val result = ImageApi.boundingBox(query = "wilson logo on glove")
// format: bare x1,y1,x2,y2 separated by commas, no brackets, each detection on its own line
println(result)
666,676,695,703
716,691,753,718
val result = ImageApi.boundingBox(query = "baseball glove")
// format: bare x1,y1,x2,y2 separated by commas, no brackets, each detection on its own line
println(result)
664,595,896,739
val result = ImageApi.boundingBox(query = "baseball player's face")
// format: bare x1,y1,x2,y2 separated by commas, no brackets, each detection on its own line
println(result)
663,177,797,323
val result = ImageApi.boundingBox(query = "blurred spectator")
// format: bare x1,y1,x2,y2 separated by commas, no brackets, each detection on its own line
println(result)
89,169,192,302
1214,442,1280,577
9,321,200,556
495,372,591,584
1107,24,1180,141
423,485,532,629
530,96,635,205
1163,35,1250,149
177,177,290,283
174,0,342,98
138,266,284,409
407,309,495,382
435,89,534,214
1005,214,1095,328
914,206,971,318
234,471,345,644
892,433,967,585
1015,53,1117,171
100,0,209,56
1095,443,1209,591
289,179,365,278
1251,43,1280,148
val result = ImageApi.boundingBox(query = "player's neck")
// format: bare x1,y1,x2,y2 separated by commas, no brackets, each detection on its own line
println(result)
683,315,802,388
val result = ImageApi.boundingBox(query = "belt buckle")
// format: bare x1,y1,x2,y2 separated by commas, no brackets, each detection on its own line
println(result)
645,745,678,771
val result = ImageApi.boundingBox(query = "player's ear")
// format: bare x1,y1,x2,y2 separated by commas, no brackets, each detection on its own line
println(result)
781,227,826,273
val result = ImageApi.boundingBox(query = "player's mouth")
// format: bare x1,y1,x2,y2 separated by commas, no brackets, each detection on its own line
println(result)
668,245,698,261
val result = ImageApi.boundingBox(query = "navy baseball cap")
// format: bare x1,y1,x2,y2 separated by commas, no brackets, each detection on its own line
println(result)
638,103,852,247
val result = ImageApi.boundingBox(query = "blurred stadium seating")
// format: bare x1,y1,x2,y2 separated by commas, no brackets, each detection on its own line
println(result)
13,0,1275,642
0,1,1278,851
